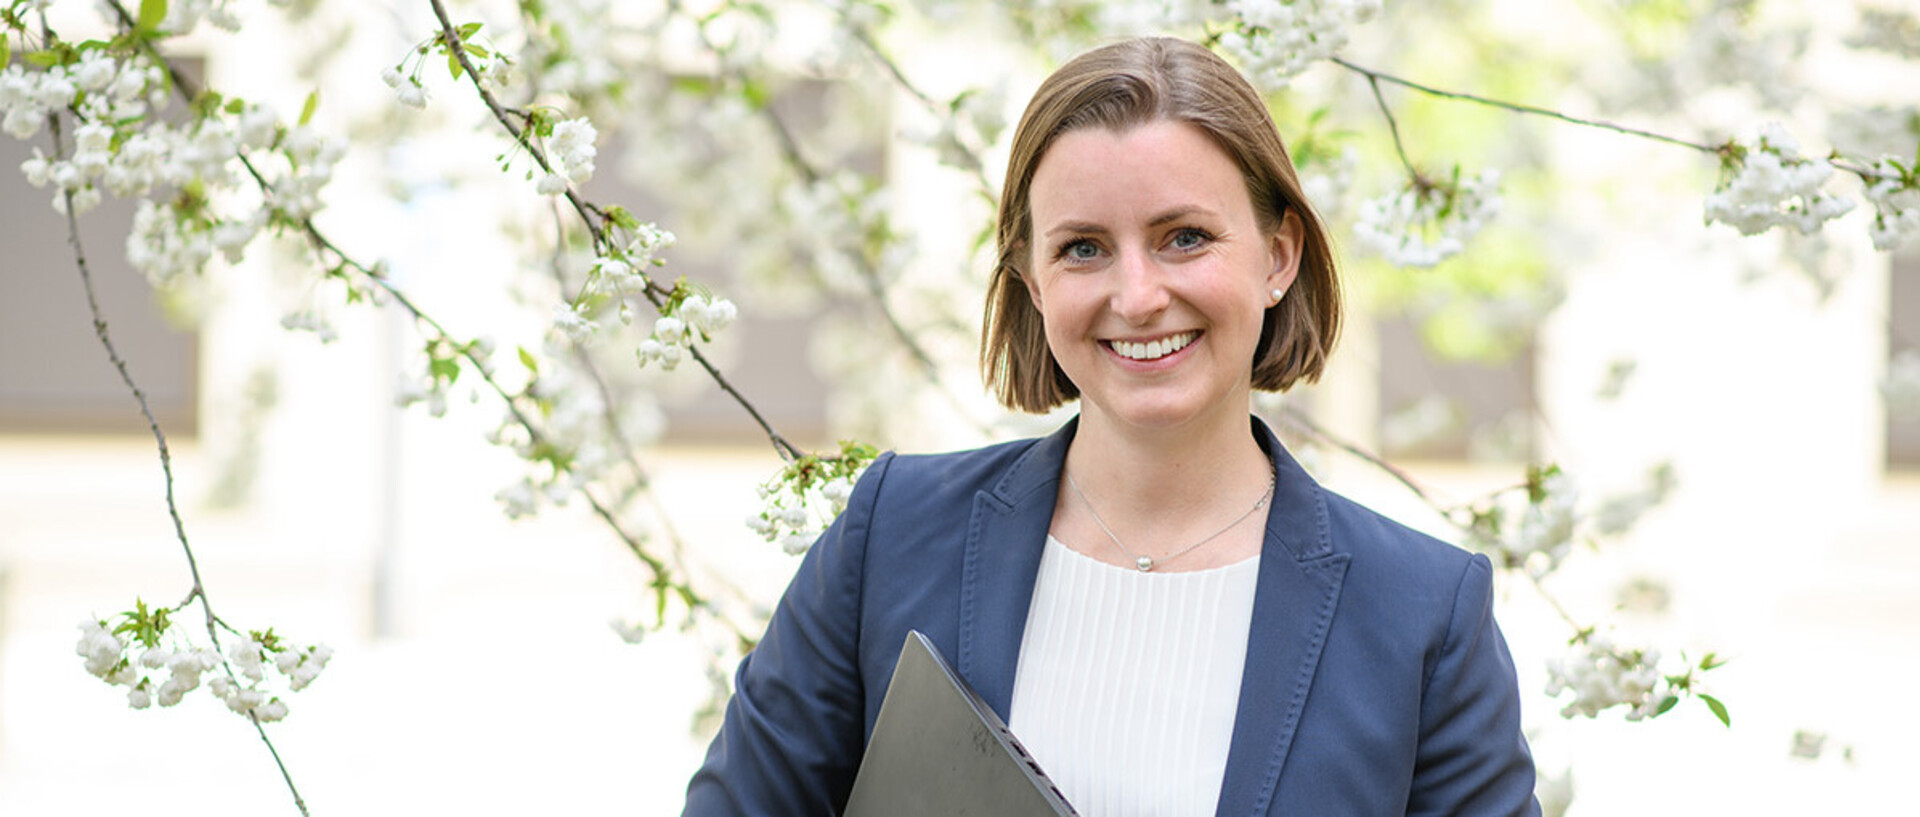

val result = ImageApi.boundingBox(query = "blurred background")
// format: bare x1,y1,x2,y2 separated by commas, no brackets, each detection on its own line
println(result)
2,0,1918,813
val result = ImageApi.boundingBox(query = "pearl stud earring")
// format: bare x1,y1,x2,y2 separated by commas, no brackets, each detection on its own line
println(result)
1269,288,1285,305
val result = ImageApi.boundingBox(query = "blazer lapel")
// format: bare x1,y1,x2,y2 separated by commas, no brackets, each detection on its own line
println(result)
1216,420,1353,816
956,418,1075,719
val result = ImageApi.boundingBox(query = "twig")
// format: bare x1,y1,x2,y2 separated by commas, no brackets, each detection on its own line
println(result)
1273,406,1438,507
1362,72,1419,180
669,3,987,432
1331,57,1720,154
845,23,998,197
59,127,310,816
429,0,803,463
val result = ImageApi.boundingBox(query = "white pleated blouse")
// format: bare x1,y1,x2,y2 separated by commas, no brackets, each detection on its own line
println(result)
1007,535,1261,816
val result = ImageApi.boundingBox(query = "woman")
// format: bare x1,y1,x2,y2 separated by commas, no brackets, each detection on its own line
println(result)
684,37,1539,816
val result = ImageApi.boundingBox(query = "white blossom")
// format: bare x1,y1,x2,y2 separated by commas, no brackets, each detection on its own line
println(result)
536,172,569,195
19,149,51,187
280,310,339,344
480,55,514,90
610,619,648,645
1215,0,1382,88
547,116,598,185
395,81,429,110
1544,636,1667,721
1704,123,1855,237
1863,158,1920,251
255,698,290,722
779,532,814,556
1514,475,1578,578
1356,169,1501,268
236,104,279,151
552,301,599,344
75,620,126,678
496,478,540,519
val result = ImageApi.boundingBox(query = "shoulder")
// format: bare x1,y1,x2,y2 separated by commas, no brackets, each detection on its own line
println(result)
1318,487,1474,572
861,435,1054,509
1312,485,1489,619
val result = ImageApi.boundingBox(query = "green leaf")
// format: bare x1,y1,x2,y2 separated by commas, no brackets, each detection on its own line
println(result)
299,90,319,126
604,205,641,232
1,37,10,69
457,21,483,39
137,0,168,34
223,97,244,115
24,50,61,67
1700,652,1728,670
465,43,490,58
518,346,538,375
429,356,460,384
740,77,770,109
1654,695,1679,717
1700,694,1731,727
447,47,462,80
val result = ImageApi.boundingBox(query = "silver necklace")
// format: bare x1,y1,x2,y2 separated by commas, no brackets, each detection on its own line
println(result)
1064,466,1276,572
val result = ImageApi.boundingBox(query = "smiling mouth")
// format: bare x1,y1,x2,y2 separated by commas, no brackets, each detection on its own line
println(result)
1108,331,1198,361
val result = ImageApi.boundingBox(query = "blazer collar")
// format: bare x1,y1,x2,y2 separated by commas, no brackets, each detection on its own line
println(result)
956,417,1075,714
1218,419,1352,815
956,416,1352,815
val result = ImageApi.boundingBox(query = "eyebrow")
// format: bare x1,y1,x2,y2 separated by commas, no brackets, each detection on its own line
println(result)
1039,206,1222,241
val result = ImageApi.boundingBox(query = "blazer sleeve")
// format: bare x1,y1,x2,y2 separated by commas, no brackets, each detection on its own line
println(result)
1407,553,1542,816
681,452,894,816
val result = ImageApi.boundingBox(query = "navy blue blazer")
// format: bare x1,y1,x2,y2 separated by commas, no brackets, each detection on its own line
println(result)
684,418,1540,815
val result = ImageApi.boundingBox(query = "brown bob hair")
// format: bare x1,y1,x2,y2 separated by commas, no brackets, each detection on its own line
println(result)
981,37,1342,413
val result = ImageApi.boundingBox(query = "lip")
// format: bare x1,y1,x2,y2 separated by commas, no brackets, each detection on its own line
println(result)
1102,330,1201,367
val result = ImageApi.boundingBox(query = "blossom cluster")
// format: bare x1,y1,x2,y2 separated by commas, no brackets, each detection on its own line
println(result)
748,474,855,555
1544,635,1666,720
483,362,667,521
395,337,493,419
1704,123,1855,237
549,224,680,345
777,169,902,296
381,23,514,112
1462,465,1579,579
1356,168,1502,268
746,442,877,555
5,46,340,286
1213,0,1382,87
537,116,598,194
904,84,1009,174
279,309,339,343
637,292,738,370
1591,463,1677,538
1297,144,1359,219
1863,157,1920,251
77,615,329,722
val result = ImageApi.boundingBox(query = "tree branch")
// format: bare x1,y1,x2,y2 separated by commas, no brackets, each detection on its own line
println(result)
1331,57,1720,154
57,109,310,816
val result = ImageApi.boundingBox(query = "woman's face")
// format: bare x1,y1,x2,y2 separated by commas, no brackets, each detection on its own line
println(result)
1024,119,1301,435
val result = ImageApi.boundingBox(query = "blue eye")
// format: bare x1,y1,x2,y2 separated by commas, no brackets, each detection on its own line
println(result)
1060,240,1100,261
1170,229,1210,250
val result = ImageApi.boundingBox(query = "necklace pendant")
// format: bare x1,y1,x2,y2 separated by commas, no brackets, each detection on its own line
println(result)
1136,556,1153,572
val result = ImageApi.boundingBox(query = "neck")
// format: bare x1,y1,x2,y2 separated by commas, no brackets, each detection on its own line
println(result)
1064,403,1271,516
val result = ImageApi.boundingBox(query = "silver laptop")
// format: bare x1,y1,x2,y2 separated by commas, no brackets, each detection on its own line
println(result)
843,631,1078,816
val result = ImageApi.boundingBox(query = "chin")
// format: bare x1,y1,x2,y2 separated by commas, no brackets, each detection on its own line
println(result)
1093,397,1222,432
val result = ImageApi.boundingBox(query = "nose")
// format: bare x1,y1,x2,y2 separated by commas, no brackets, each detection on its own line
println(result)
1111,248,1170,324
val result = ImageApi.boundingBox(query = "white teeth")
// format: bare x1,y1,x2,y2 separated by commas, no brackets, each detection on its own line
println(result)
1112,331,1195,361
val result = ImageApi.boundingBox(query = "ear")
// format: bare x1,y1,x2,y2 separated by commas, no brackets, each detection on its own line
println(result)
1265,209,1305,307
1017,244,1043,308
